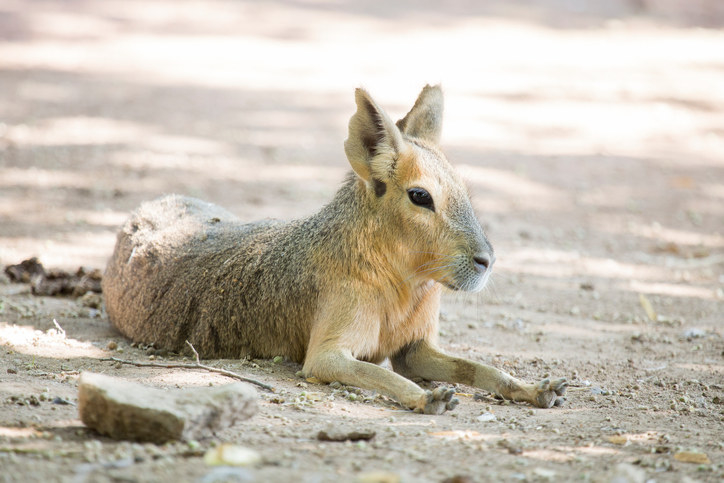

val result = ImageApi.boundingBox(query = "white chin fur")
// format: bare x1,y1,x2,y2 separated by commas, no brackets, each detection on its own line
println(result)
468,270,491,293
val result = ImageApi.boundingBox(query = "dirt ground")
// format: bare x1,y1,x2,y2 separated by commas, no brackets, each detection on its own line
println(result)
1,1,723,482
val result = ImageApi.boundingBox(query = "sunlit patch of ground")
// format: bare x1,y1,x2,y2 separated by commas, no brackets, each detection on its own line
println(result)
0,322,105,359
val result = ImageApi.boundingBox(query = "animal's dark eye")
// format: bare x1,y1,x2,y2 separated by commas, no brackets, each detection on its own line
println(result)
407,188,434,211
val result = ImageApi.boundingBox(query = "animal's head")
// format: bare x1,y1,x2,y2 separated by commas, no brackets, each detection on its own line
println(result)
344,85,494,292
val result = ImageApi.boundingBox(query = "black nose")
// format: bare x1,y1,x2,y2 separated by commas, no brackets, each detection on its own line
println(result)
473,253,493,271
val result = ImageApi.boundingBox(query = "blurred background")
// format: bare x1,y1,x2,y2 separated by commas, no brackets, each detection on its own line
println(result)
1,5,723,480
0,0,722,288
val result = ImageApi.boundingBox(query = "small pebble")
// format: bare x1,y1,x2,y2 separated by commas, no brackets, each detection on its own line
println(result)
683,328,706,339
476,412,497,422
498,439,522,455
533,468,556,479
52,397,75,406
200,467,253,483
203,445,261,467
106,341,118,350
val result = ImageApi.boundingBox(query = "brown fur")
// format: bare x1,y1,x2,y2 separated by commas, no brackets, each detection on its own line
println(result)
103,85,567,413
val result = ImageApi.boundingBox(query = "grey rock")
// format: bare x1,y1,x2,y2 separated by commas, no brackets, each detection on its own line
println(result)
78,372,257,443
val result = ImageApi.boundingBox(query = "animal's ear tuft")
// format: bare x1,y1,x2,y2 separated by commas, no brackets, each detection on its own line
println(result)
396,84,444,145
344,88,403,182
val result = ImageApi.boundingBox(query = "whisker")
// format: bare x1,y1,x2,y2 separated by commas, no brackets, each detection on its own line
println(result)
408,251,455,257
413,263,457,276
485,277,503,304
490,273,510,281
411,257,453,272
398,263,458,288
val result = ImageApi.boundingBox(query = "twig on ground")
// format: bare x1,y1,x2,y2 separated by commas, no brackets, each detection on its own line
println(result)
100,341,274,392
52,319,66,338
186,340,202,365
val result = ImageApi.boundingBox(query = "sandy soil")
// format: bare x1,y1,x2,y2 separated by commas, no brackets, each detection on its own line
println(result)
1,1,723,482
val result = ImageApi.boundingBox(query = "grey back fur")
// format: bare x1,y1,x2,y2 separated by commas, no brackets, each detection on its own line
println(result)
104,180,367,361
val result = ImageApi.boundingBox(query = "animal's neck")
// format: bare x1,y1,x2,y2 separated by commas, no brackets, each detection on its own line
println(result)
305,173,411,290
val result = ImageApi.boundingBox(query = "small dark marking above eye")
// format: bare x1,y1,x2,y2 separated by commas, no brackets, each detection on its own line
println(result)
372,178,387,197
407,188,435,211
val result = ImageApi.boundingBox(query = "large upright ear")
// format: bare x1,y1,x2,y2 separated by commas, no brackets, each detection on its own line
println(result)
344,88,404,182
396,84,444,144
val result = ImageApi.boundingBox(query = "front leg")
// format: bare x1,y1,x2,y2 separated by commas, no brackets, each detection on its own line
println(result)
303,346,458,414
391,340,567,408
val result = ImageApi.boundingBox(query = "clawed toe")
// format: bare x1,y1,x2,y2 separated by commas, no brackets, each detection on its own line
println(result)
537,378,551,390
534,377,568,408
552,378,568,396
430,387,456,402
422,386,459,414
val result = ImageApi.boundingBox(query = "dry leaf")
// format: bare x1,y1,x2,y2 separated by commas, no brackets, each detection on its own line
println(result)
318,427,376,442
357,471,401,483
638,293,657,321
670,176,695,189
654,241,681,255
674,451,710,464
305,377,323,384
608,435,629,445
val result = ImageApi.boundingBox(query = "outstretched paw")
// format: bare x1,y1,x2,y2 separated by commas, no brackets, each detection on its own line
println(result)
532,377,568,408
419,387,459,415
